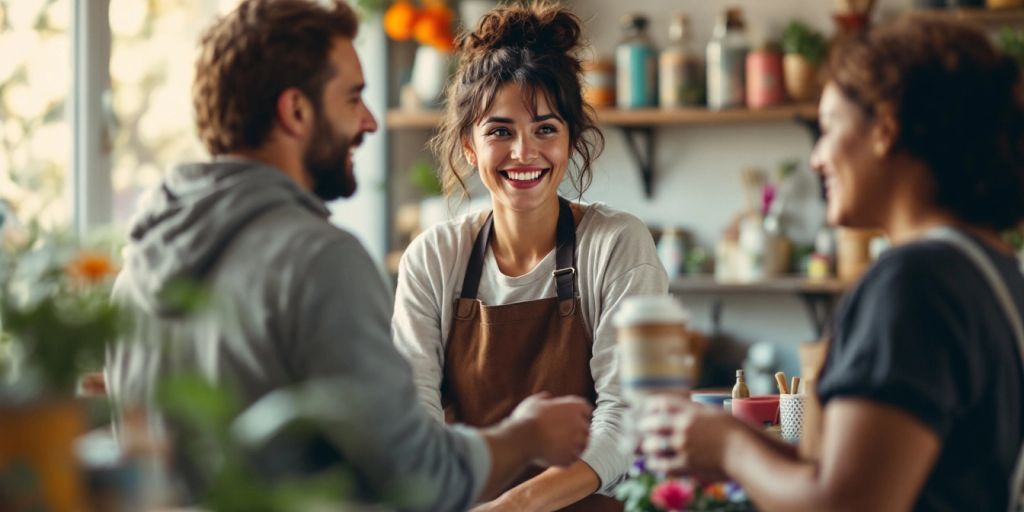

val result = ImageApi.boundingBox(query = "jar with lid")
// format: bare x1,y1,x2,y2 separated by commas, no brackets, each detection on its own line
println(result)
706,7,749,110
616,14,657,110
582,59,615,108
659,13,704,108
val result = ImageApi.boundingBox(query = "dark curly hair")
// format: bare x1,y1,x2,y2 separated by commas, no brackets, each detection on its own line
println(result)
826,13,1024,230
192,0,358,155
431,1,603,201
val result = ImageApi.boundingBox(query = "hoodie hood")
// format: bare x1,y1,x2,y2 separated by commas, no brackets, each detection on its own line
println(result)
120,159,329,313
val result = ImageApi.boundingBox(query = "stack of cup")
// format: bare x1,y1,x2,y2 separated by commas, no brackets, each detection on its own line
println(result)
613,295,694,403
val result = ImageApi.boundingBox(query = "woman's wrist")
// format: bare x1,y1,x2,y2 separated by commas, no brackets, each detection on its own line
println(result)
720,420,757,477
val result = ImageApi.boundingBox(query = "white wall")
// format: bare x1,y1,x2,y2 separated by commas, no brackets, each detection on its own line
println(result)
331,19,389,263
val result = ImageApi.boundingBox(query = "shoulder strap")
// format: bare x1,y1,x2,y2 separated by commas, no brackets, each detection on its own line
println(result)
459,198,578,302
553,196,578,304
459,212,493,300
924,227,1024,512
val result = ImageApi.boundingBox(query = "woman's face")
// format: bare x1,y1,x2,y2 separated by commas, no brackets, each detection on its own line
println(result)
810,83,894,228
464,83,570,214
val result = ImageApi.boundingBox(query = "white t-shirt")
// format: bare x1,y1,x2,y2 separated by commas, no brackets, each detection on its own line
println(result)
392,201,668,493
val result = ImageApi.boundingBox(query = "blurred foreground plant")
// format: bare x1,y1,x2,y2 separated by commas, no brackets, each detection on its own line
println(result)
0,229,127,394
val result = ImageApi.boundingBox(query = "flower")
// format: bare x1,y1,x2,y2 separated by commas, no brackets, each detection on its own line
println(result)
383,0,455,53
1,232,127,394
66,250,118,284
383,0,418,41
651,480,694,512
702,482,728,502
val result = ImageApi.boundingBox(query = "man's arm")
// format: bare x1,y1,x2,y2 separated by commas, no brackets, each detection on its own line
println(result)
284,233,592,511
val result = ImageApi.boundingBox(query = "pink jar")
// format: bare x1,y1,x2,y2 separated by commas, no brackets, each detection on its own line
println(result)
746,45,785,109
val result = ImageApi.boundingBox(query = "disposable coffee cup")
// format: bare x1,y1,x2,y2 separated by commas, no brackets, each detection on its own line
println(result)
613,295,694,401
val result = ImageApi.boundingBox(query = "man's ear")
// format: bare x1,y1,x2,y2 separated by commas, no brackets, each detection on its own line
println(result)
276,88,312,138
462,135,477,167
871,106,900,157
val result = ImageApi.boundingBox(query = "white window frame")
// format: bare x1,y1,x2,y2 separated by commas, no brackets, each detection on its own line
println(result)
71,0,112,236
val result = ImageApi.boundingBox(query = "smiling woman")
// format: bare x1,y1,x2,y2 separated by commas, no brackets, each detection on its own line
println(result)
391,3,670,511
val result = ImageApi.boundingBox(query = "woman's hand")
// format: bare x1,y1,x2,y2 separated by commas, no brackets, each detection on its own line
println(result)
637,394,744,480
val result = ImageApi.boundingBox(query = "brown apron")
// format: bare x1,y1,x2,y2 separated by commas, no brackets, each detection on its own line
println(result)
442,197,622,512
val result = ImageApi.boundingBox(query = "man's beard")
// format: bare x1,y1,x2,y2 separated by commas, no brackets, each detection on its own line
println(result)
303,114,361,201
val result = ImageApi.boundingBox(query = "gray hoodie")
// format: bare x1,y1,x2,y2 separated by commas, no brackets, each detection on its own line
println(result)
107,159,490,511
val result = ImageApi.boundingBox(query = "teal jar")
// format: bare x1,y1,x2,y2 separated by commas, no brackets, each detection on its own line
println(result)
616,14,657,109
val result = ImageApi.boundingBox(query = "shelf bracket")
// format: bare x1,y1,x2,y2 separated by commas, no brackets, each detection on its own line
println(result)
796,291,836,340
620,126,655,199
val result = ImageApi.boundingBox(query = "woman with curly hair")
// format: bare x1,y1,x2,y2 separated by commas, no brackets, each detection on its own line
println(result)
392,3,667,510
638,14,1024,512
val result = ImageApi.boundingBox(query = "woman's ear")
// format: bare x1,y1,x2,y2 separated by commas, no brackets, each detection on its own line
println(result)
462,136,477,167
872,106,900,157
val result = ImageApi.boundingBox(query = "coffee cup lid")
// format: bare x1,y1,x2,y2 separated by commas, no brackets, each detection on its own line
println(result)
613,295,689,327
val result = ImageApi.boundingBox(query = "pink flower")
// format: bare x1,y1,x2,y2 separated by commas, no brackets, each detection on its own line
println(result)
650,479,694,511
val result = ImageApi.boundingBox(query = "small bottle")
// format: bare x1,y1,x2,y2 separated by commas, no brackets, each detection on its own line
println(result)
657,226,685,280
732,369,750,399
616,14,657,109
706,8,750,110
658,13,704,108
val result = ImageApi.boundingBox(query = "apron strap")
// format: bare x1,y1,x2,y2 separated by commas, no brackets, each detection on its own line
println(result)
554,196,578,306
924,226,1024,512
459,197,578,306
458,210,493,301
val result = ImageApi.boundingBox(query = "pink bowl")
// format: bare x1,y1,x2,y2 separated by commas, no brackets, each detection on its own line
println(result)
731,395,780,427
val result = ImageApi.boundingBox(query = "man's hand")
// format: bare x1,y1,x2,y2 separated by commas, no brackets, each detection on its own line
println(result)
510,392,592,467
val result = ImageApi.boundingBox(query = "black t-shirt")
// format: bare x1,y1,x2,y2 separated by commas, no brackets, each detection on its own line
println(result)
818,235,1024,512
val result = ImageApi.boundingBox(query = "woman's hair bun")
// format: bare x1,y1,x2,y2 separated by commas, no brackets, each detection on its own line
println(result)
459,2,584,58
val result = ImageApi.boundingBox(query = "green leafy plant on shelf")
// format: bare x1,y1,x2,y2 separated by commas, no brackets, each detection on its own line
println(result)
409,158,444,197
782,21,828,66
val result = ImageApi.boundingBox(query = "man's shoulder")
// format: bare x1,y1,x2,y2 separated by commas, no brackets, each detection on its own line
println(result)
228,207,370,271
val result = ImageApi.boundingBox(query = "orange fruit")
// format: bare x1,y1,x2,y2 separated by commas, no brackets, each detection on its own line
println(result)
384,0,419,41
432,29,456,53
412,10,448,47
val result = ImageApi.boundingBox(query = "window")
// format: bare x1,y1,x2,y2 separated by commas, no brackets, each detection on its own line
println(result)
109,0,240,224
0,0,71,230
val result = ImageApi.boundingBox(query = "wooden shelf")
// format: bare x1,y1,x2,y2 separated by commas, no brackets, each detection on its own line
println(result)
670,275,847,295
945,7,1024,26
385,103,819,130
671,275,847,338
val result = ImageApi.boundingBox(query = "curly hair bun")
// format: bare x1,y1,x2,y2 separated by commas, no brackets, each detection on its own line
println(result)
459,2,585,61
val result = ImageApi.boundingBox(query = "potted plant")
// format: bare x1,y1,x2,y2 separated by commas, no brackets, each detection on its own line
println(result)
0,230,126,511
781,21,828,102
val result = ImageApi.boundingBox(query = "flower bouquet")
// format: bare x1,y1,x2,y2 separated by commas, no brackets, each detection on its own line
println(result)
616,459,754,512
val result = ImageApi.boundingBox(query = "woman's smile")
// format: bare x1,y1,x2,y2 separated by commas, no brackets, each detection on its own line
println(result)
500,166,551,189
